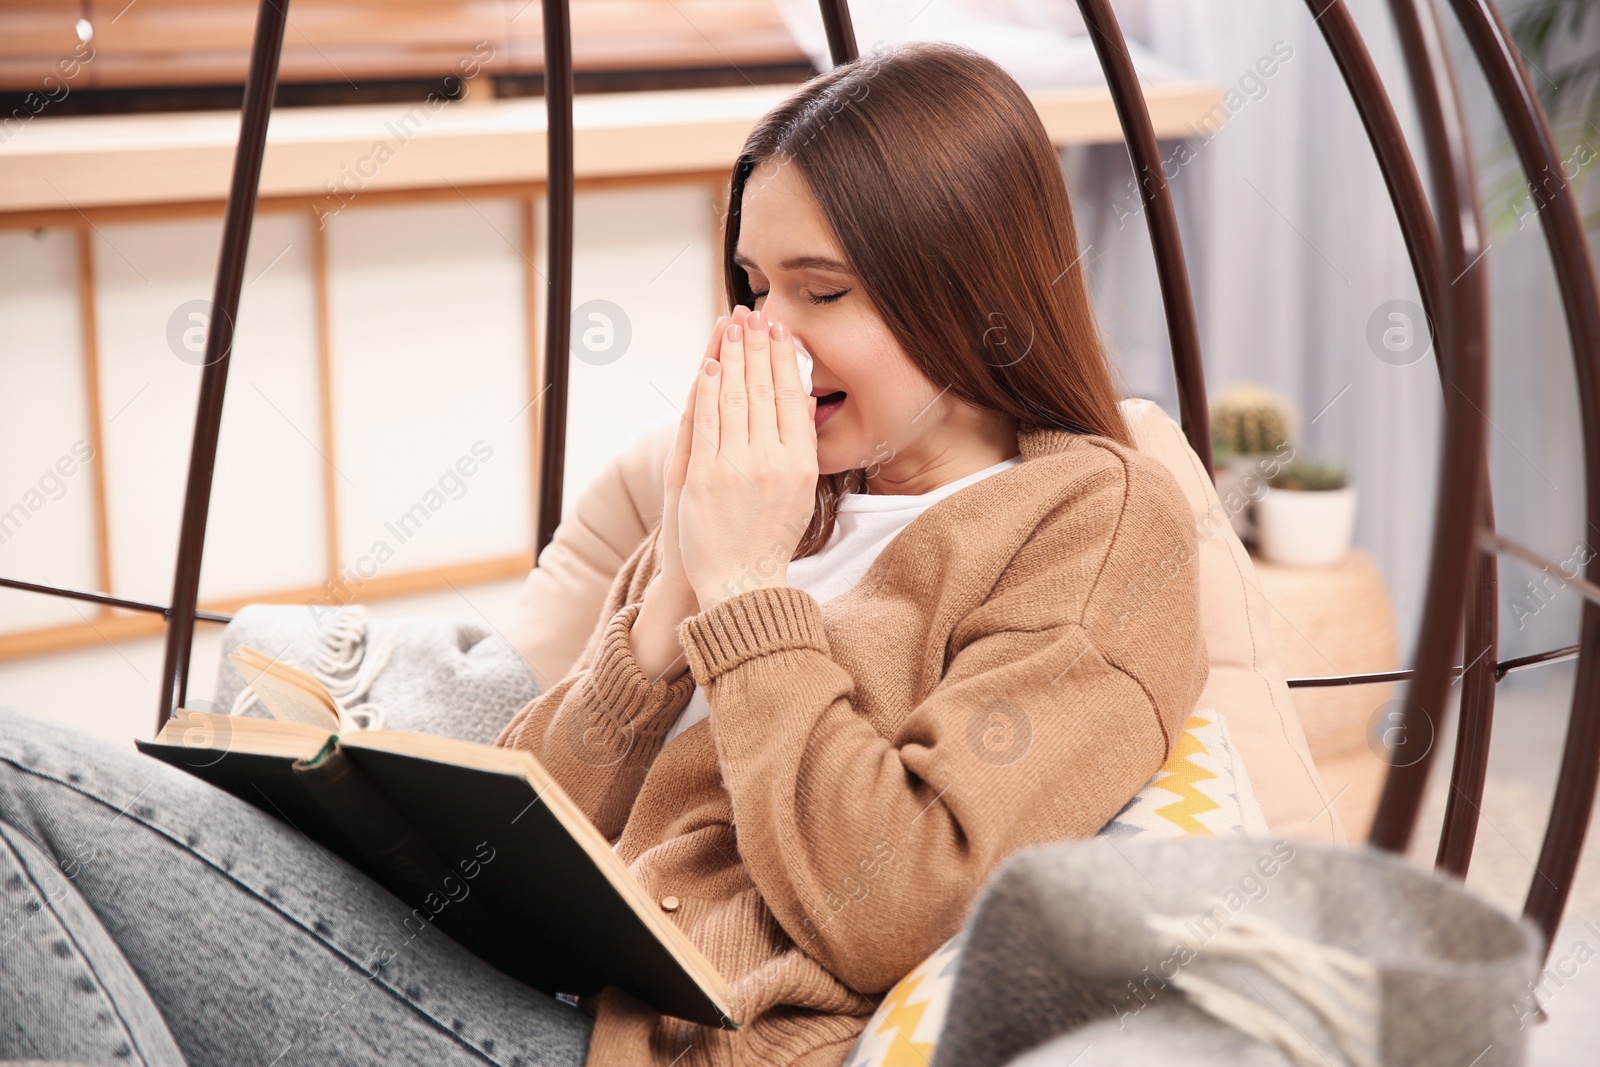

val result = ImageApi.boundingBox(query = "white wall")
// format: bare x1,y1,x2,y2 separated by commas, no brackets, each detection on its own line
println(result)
0,181,722,745
0,227,98,635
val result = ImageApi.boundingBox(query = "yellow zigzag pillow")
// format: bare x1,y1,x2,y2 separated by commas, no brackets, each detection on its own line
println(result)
843,708,1267,1067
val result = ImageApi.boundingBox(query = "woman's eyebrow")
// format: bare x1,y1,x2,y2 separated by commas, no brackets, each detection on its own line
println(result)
733,249,854,275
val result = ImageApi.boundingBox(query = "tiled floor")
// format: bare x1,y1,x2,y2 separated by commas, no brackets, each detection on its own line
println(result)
1397,660,1600,1063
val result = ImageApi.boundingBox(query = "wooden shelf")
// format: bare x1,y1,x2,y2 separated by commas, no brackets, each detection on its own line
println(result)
0,80,1221,216
0,0,806,90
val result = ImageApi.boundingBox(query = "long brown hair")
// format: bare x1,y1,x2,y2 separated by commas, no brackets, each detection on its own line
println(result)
723,40,1133,560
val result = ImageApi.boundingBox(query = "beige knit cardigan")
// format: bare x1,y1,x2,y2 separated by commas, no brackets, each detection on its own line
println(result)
494,424,1210,1066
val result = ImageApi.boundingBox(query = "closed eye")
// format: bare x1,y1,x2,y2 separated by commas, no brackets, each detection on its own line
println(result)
751,288,849,305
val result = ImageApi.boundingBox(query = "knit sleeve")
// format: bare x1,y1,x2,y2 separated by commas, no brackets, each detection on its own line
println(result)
675,447,1209,992
495,519,697,839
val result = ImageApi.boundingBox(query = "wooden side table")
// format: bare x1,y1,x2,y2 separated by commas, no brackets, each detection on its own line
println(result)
1250,546,1400,842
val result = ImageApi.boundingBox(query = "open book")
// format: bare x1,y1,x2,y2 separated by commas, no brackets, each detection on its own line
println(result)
135,645,738,1029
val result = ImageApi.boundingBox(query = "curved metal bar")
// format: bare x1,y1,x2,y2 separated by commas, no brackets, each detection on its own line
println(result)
0,576,232,623
1302,7,1501,872
1494,642,1583,677
1284,638,1578,687
1443,0,1600,952
534,0,575,558
1306,0,1503,881
1366,0,1490,855
1299,0,1503,875
1439,476,1500,875
1072,0,1212,478
815,0,860,66
154,0,290,733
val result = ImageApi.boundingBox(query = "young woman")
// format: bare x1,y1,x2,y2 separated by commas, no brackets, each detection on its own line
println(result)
0,40,1207,1067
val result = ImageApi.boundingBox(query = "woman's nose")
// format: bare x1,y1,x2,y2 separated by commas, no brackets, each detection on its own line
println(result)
751,293,789,320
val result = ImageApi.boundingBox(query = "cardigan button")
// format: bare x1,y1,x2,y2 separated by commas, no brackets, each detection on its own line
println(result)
660,895,681,912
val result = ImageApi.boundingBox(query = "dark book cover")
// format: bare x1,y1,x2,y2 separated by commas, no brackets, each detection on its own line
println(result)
136,728,735,1028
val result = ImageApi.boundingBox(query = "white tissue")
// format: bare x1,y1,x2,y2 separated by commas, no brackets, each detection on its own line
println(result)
793,335,814,396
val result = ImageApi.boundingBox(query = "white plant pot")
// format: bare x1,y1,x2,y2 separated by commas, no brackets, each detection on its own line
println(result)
1212,453,1282,543
1255,485,1358,567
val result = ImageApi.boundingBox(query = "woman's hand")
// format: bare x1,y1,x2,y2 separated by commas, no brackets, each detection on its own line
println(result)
657,306,751,613
628,307,753,683
679,308,819,612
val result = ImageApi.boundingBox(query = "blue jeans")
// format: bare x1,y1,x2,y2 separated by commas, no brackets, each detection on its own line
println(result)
0,704,593,1066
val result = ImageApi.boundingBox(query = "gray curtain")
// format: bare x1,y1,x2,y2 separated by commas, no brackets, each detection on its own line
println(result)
1069,0,1598,676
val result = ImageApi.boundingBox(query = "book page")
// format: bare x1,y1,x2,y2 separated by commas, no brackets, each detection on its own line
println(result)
153,708,333,760
230,647,343,733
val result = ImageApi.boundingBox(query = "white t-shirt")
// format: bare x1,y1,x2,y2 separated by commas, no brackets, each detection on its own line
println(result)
659,453,1024,748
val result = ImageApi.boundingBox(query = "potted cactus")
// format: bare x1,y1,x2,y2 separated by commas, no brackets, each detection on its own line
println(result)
1209,385,1296,541
1255,456,1358,566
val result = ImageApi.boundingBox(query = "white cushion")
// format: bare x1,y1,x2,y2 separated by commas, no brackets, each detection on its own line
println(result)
1119,398,1344,846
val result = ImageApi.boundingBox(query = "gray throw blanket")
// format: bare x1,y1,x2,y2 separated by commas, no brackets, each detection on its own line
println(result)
209,603,542,746
932,836,1544,1067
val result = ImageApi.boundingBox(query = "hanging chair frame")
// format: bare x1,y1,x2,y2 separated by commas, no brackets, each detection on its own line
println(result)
1,0,1596,967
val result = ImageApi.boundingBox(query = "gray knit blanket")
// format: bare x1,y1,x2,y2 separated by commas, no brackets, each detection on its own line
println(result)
208,603,542,746
931,835,1544,1067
